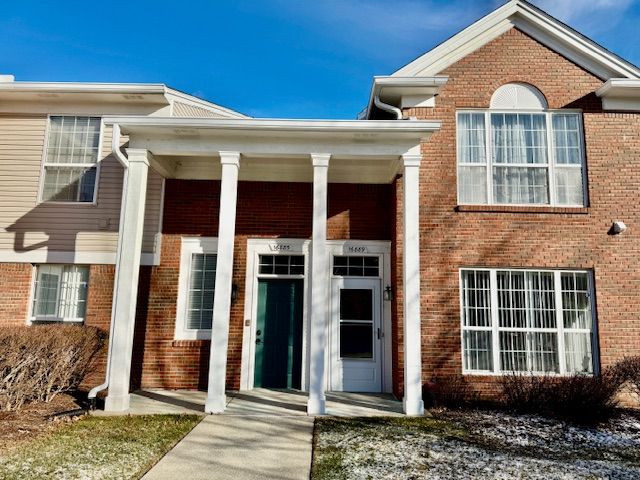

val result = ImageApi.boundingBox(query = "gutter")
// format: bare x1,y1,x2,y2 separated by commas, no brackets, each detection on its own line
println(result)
87,123,129,409
374,94,403,120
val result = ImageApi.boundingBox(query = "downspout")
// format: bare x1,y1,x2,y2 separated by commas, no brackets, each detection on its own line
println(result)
374,93,403,120
88,123,129,409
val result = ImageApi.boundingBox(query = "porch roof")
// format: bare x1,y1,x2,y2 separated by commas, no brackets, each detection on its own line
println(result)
104,117,441,184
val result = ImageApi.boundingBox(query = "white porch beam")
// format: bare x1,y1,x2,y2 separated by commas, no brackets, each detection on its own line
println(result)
104,148,150,412
307,153,331,415
402,153,424,416
205,151,240,414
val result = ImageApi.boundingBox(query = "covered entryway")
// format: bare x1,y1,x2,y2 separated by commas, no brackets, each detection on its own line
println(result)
254,279,304,389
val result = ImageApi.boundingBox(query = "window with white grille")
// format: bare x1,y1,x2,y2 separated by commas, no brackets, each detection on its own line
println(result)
31,265,89,322
41,116,101,202
460,268,595,375
457,111,586,206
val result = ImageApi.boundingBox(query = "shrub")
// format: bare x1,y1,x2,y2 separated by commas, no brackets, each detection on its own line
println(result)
500,367,624,425
0,325,106,411
610,356,640,399
423,375,479,409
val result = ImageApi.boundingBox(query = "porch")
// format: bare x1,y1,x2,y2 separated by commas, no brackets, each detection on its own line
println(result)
95,117,440,416
99,388,404,417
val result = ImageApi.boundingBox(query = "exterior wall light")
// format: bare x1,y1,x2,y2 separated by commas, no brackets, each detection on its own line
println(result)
384,285,393,301
231,283,239,304
611,221,628,235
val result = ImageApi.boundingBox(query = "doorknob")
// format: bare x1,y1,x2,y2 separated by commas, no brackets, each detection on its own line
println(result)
256,338,262,345
256,329,262,336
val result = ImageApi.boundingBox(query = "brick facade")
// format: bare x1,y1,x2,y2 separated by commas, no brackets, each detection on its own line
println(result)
1,27,638,402
401,27,640,397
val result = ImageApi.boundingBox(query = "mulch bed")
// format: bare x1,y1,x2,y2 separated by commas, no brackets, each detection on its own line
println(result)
0,394,84,452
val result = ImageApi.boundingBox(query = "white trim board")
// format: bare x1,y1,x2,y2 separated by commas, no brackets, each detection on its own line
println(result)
0,250,159,266
392,0,640,80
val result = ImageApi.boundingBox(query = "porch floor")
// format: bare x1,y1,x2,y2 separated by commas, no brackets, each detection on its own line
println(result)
98,388,404,416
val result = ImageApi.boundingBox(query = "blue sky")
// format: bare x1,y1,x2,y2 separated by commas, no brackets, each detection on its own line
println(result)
0,0,638,119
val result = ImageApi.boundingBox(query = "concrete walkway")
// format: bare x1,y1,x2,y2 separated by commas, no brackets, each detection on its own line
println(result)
128,389,402,479
143,414,314,480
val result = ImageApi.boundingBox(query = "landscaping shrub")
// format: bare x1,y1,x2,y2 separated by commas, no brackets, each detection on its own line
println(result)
500,366,626,424
0,325,106,411
610,356,640,400
423,375,479,409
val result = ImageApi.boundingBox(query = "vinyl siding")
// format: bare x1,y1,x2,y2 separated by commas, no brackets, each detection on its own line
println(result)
0,114,163,260
172,101,227,118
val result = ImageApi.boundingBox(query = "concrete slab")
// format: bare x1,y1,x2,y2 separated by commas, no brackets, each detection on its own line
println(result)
142,415,314,480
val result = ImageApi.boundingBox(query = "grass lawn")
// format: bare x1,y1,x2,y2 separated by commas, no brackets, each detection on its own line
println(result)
312,409,640,480
0,414,202,480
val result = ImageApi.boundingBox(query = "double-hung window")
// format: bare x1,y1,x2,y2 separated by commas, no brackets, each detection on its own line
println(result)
31,265,89,323
175,237,218,340
460,268,596,375
41,116,101,203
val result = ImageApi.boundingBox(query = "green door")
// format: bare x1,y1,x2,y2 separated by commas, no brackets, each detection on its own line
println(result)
254,279,304,389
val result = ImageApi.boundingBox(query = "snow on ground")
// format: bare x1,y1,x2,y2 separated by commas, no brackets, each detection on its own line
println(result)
314,409,640,480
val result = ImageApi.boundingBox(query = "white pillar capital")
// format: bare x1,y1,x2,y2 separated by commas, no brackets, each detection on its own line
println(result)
125,148,151,165
219,151,241,167
402,153,421,168
311,153,331,168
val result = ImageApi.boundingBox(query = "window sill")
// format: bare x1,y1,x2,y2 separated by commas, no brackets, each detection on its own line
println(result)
455,205,589,214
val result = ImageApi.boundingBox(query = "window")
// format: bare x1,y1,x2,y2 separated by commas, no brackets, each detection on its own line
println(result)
258,255,304,275
457,111,586,206
460,268,596,375
333,256,379,277
31,265,89,323
339,289,374,359
41,116,101,202
176,237,218,339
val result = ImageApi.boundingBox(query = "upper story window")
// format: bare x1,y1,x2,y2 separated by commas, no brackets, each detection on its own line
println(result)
41,116,101,203
457,83,586,207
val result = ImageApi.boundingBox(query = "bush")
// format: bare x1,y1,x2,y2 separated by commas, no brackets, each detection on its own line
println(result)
500,367,625,425
423,375,479,409
610,356,640,399
0,325,106,411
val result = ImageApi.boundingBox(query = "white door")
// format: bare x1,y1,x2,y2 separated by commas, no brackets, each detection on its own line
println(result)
330,277,382,392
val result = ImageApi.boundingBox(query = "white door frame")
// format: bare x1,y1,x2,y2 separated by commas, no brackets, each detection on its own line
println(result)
240,238,310,391
326,240,393,393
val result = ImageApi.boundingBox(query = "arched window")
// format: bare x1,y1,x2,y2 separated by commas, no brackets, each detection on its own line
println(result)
457,83,586,206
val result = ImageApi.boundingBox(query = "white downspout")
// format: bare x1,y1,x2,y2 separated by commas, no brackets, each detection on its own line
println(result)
374,93,403,120
88,123,129,407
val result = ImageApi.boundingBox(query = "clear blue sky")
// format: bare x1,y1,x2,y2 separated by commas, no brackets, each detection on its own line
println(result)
0,0,638,119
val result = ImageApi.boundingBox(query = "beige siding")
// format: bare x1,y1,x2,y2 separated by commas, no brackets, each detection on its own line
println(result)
0,115,163,260
172,101,227,118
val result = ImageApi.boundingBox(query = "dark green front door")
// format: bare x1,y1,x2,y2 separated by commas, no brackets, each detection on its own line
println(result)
254,279,304,389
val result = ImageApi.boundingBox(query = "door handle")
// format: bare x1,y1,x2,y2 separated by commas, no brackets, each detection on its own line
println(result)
256,338,262,345
377,328,381,340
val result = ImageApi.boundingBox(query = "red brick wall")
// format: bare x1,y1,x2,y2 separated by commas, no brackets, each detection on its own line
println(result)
132,180,394,390
0,263,32,326
398,27,640,398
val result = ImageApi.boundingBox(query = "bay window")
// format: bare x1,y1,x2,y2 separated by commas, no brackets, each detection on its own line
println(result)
460,268,596,375
457,111,586,206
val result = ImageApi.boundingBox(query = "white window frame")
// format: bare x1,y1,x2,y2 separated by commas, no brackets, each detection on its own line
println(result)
175,237,218,340
456,110,588,207
29,264,89,323
38,115,104,205
459,267,598,376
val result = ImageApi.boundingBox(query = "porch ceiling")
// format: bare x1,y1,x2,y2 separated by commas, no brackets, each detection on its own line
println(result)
105,117,441,184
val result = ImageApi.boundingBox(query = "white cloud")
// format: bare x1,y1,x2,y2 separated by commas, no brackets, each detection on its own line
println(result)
529,0,634,32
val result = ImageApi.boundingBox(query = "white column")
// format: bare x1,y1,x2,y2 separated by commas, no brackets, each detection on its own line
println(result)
402,153,424,416
205,151,240,414
104,148,150,412
307,153,330,415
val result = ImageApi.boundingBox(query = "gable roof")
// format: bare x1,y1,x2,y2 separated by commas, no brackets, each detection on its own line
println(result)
392,0,640,80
